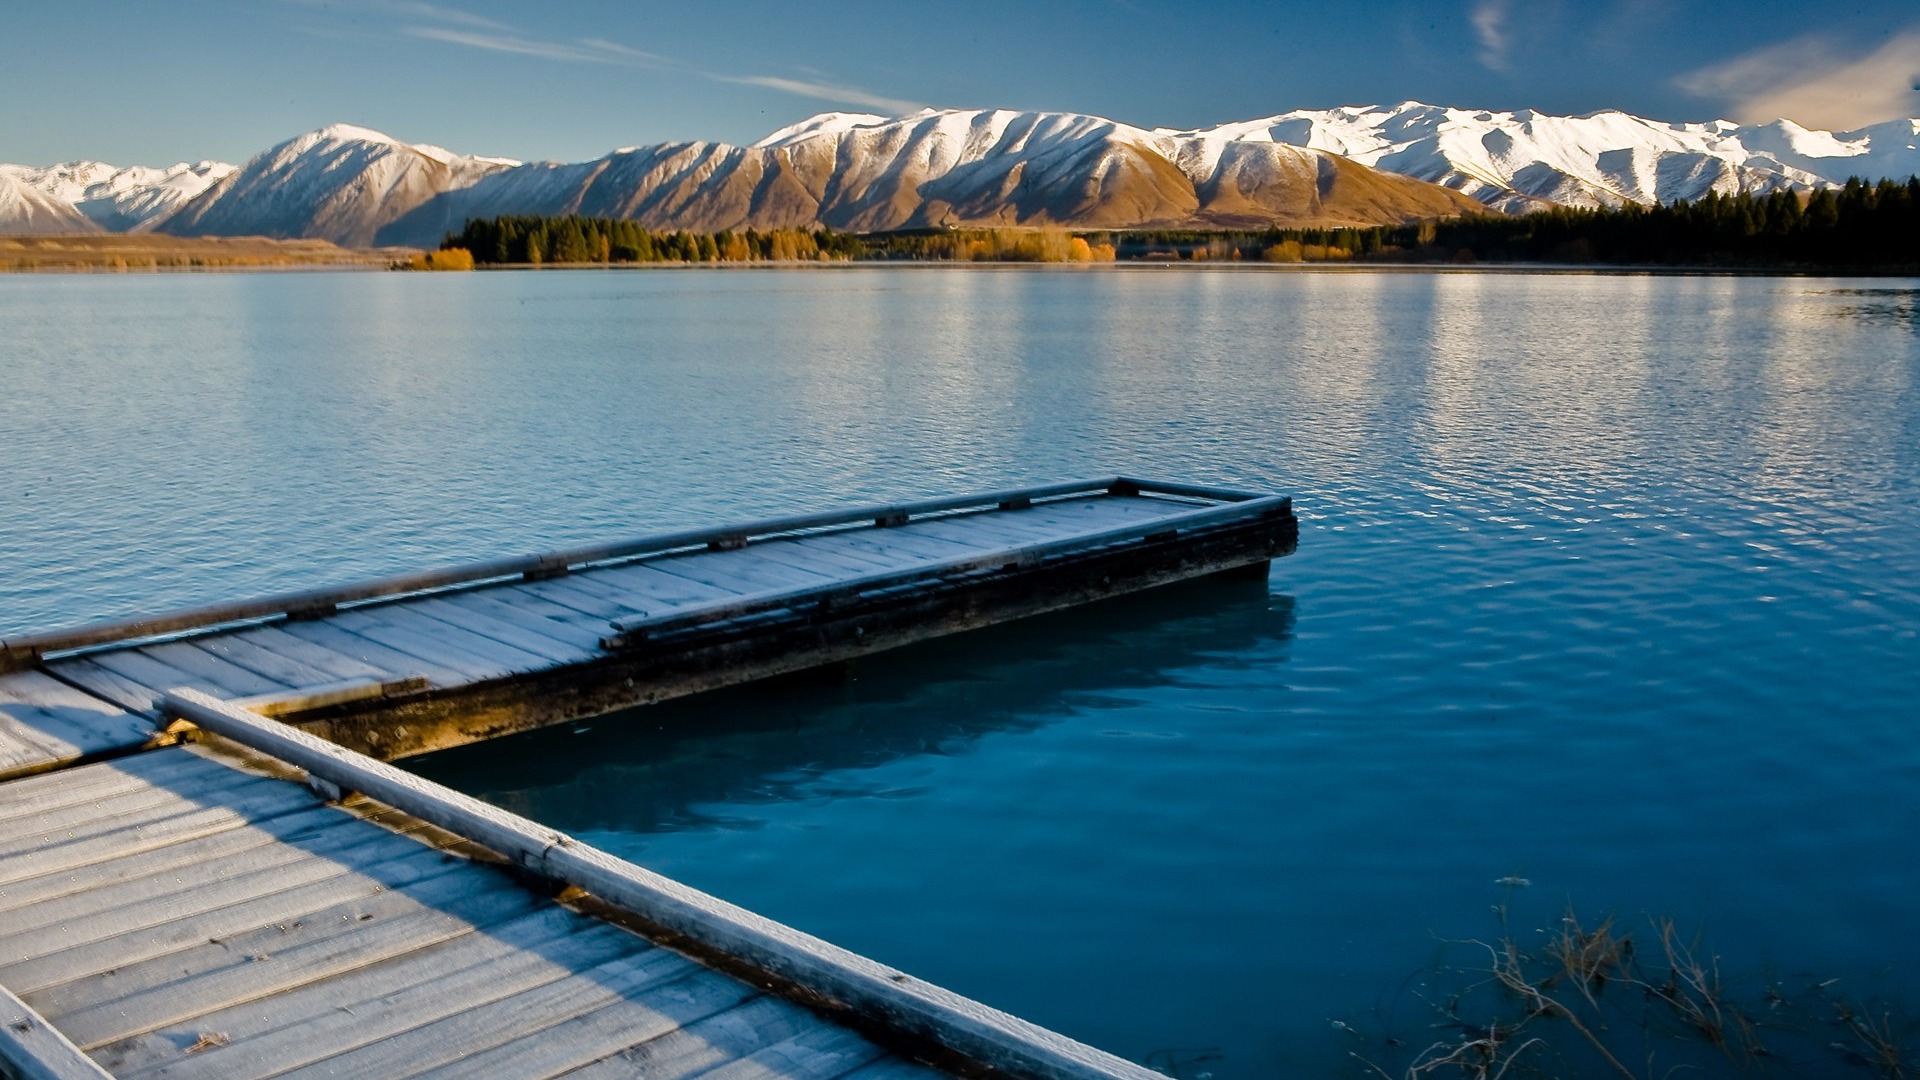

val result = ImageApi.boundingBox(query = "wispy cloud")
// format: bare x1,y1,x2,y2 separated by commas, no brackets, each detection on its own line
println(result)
713,75,923,116
301,1,924,120
406,26,621,64
1679,28,1920,130
1469,0,1513,73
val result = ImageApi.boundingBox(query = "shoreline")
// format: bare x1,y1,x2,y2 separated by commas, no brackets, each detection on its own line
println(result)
3,236,1914,278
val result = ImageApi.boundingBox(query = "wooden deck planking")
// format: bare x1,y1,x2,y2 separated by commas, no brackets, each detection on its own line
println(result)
0,672,154,778
554,996,830,1080
104,910,650,1080
277,954,725,1079
268,620,464,688
184,635,359,693
0,743,951,1080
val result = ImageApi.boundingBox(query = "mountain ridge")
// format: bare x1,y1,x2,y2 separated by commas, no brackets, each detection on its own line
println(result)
5,103,1918,242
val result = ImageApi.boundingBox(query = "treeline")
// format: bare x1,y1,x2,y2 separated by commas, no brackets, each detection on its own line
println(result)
1121,177,1920,267
444,178,1920,270
446,216,862,264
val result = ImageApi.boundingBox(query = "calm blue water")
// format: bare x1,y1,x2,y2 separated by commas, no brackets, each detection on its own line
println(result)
3,269,1917,1076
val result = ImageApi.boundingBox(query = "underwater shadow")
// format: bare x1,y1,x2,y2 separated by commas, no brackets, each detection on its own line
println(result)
410,575,1298,833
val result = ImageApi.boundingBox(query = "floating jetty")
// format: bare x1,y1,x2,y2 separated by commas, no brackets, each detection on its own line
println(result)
0,477,1297,1079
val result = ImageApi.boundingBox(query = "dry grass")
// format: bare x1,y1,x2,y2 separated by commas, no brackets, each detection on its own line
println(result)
1349,902,1917,1080
0,234,413,272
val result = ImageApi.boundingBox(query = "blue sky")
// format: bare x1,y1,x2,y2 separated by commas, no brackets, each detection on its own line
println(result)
5,0,1919,166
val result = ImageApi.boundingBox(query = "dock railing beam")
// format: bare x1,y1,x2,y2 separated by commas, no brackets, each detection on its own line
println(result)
159,688,1168,1080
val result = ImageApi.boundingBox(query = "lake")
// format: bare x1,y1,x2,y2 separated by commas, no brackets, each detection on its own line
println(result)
3,268,1916,1077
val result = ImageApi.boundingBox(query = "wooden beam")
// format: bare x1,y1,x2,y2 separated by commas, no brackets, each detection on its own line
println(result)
159,690,1170,1080
0,984,114,1080
229,675,433,718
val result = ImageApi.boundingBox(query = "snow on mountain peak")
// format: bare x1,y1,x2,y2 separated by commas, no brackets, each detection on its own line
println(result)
753,112,893,148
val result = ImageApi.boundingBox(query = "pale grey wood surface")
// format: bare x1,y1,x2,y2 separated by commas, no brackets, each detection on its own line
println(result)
0,671,155,778
0,737,952,1079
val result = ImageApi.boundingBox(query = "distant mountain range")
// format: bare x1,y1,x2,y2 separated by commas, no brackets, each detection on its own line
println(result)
4,104,1917,245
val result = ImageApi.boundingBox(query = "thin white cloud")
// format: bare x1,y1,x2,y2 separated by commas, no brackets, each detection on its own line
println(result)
714,75,923,116
1470,0,1512,73
1679,29,1920,130
577,38,664,63
406,26,624,64
395,13,921,118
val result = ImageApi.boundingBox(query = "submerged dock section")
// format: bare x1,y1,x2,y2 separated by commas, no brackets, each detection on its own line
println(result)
0,476,1297,1079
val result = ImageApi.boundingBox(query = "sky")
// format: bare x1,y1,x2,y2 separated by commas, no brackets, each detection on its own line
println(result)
4,0,1919,166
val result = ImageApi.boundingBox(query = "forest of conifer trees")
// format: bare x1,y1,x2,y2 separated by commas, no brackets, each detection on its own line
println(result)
441,176,1920,270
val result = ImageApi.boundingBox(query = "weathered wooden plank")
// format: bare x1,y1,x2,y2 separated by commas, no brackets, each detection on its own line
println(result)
0,784,328,890
0,671,150,757
405,596,597,665
901,513,1067,547
0,804,360,917
100,908,642,1080
41,657,168,715
0,730,56,776
28,860,540,1047
556,996,823,1080
75,648,225,702
136,641,290,698
269,620,463,688
792,528,982,565
431,588,608,650
781,534,943,570
582,561,743,605
0,771,293,856
8,840,468,996
392,969,758,1080
274,954,716,1080
225,625,392,682
322,608,537,683
0,816,436,962
0,749,235,812
354,603,565,674
645,550,833,596
0,984,114,1080
510,575,652,619
231,675,430,718
748,539,901,576
686,1025,886,1080
187,634,357,691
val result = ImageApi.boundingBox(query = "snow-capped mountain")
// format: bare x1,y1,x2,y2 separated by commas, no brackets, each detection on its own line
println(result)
156,124,518,247
0,173,100,235
7,105,1919,242
0,160,235,231
377,109,1483,245
1182,102,1920,212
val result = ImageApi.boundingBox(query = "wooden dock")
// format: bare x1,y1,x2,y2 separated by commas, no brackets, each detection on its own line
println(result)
0,477,1297,1079
0,477,1296,767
